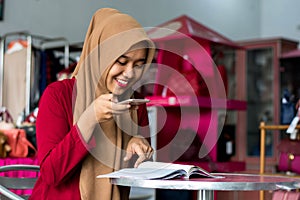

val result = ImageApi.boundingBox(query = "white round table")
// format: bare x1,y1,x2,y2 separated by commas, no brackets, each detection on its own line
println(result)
111,173,300,200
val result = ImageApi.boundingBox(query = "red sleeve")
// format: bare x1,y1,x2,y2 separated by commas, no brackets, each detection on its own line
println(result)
36,80,90,186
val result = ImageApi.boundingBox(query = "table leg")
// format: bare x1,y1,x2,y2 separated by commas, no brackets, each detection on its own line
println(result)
197,190,214,200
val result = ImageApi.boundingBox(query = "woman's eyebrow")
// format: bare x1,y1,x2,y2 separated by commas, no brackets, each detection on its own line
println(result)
119,55,146,62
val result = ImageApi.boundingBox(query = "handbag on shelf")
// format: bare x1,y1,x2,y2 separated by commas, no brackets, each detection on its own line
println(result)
19,123,37,149
0,129,36,158
18,108,38,148
277,139,300,174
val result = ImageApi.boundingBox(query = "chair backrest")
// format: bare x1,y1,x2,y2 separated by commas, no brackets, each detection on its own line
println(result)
0,164,40,200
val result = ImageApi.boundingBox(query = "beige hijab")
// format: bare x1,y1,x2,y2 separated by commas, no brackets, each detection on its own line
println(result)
72,8,155,200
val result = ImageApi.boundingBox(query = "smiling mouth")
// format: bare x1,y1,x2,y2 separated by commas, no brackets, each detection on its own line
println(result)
116,78,129,87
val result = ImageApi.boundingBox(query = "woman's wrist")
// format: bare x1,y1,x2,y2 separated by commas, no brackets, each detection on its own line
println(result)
77,103,98,142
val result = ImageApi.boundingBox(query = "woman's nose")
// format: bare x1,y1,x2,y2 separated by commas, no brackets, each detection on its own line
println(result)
123,65,134,78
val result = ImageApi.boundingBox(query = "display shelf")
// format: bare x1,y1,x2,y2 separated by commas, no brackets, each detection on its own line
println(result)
0,156,38,166
143,14,247,174
146,96,246,110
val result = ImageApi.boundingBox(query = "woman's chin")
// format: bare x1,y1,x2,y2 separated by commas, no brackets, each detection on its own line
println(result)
110,88,126,96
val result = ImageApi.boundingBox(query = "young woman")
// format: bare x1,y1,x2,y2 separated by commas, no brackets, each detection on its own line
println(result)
30,8,155,200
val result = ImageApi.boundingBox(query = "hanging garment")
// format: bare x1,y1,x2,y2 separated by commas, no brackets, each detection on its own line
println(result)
39,49,64,95
3,48,35,121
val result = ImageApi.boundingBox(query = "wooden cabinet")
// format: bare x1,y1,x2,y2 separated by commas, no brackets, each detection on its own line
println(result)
235,38,298,171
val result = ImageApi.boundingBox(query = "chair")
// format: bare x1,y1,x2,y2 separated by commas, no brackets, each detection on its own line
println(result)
259,121,300,200
0,164,40,200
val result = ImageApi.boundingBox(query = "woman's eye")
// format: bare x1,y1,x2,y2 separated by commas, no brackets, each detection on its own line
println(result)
117,60,127,66
134,64,144,69
134,61,146,68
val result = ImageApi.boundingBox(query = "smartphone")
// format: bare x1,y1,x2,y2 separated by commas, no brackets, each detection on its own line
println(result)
117,99,150,106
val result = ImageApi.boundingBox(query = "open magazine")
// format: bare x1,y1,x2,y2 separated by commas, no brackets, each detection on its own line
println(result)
97,161,224,180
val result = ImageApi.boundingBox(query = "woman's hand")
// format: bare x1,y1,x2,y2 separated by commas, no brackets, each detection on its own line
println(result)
124,136,153,168
78,93,139,142
94,94,132,123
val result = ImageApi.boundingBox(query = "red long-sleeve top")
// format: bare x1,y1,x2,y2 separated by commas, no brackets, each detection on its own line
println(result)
30,78,149,200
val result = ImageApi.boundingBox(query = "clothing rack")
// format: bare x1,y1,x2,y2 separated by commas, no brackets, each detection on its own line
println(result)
0,31,33,117
0,31,73,120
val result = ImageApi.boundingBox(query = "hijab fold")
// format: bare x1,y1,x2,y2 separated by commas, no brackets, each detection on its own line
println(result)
72,8,155,200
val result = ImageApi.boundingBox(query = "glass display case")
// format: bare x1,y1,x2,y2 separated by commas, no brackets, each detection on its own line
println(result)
246,48,274,157
236,38,298,170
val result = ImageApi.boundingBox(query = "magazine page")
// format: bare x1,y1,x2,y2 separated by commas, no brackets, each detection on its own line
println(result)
97,167,186,180
97,161,223,180
189,166,223,178
138,161,193,172
139,162,223,179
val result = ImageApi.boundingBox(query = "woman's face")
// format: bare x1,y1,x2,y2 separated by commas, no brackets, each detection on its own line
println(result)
106,48,147,95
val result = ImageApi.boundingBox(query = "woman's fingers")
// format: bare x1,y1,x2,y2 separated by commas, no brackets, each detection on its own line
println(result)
124,138,154,167
111,102,131,113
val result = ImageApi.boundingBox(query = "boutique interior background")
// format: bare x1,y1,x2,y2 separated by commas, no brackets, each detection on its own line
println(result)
0,0,300,45
1,1,300,200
